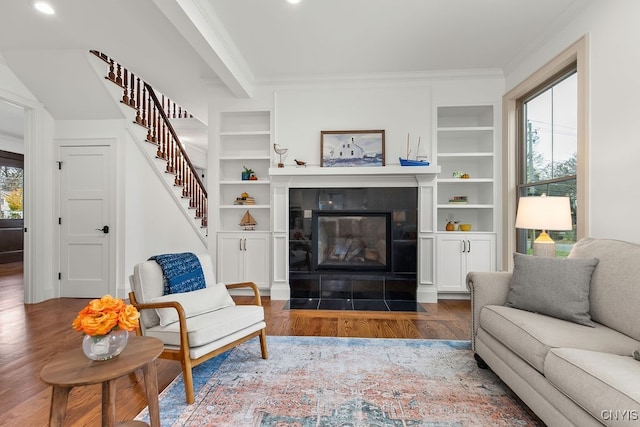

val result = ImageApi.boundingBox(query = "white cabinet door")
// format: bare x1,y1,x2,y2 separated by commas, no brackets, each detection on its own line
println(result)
465,235,495,276
436,233,496,292
436,235,466,292
217,232,270,287
243,234,269,286
217,234,245,284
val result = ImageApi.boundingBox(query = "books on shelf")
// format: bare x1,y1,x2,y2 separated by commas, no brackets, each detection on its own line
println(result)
234,197,256,205
448,195,468,204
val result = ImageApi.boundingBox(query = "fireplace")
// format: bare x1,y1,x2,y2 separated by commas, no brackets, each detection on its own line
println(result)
313,211,391,271
288,187,420,311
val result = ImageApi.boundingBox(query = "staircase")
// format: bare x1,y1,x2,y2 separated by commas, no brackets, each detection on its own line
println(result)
89,50,208,241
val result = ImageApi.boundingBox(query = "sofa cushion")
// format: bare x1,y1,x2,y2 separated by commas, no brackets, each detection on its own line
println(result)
145,305,265,347
569,238,640,341
545,348,640,425
151,284,235,327
480,305,640,373
505,253,599,327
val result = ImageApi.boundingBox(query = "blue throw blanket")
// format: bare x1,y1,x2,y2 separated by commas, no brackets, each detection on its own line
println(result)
149,252,206,295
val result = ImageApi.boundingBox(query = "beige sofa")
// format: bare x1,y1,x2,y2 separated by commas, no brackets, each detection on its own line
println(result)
468,238,640,426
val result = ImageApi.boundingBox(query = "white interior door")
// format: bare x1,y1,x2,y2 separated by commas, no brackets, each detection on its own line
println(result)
59,145,111,297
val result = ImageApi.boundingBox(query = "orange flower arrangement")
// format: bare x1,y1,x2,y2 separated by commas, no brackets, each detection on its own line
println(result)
72,295,140,336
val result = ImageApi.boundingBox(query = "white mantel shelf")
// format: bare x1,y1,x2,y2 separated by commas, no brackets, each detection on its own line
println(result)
269,165,441,176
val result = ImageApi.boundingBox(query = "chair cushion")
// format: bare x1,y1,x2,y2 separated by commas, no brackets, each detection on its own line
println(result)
480,305,640,373
145,305,265,347
151,283,235,327
505,253,599,327
545,348,640,422
132,253,217,328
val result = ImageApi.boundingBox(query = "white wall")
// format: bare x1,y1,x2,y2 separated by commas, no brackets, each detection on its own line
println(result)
0,136,23,154
275,84,433,166
124,127,206,291
504,0,640,243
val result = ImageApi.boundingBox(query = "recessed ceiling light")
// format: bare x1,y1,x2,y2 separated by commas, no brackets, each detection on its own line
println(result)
287,0,301,4
33,1,55,15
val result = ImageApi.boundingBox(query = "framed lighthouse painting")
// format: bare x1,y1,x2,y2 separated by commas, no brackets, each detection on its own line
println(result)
320,130,385,167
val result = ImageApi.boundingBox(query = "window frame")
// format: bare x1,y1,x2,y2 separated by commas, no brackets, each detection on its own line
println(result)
502,36,589,269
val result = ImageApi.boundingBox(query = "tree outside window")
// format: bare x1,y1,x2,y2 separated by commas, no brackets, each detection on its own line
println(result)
1,166,24,219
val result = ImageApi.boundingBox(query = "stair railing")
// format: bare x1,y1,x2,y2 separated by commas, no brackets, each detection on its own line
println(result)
90,50,207,228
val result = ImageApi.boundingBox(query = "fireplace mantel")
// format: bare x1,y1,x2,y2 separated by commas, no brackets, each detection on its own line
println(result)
269,165,440,178
269,165,441,304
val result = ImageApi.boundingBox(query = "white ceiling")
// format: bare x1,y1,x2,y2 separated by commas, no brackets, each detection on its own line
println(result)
0,0,593,146
208,0,589,82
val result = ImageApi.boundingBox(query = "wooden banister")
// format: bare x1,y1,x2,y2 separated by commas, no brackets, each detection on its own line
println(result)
90,50,207,228
145,85,206,195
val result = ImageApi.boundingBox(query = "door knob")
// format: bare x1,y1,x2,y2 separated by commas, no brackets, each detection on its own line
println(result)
96,225,109,234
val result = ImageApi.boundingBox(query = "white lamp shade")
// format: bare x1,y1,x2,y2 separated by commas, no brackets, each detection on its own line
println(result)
393,210,407,222
515,196,572,231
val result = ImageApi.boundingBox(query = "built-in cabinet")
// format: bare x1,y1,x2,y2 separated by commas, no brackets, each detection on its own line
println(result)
435,105,497,294
436,233,495,293
217,233,270,287
216,110,272,289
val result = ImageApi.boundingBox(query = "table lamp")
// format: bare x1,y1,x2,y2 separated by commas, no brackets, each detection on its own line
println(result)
393,210,407,226
515,194,572,257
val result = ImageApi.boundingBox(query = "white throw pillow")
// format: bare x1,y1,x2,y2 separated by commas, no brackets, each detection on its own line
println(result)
151,283,236,327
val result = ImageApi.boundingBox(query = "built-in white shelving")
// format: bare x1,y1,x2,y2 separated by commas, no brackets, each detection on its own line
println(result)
217,111,272,232
436,105,496,233
435,105,497,294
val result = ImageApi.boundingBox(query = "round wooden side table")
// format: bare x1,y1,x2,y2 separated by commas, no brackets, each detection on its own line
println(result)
40,335,163,427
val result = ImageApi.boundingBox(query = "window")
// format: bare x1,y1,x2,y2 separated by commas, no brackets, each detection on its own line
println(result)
0,152,23,220
517,69,577,256
503,37,587,267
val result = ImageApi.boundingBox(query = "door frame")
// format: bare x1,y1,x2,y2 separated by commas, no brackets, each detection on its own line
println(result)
56,138,117,298
0,89,41,303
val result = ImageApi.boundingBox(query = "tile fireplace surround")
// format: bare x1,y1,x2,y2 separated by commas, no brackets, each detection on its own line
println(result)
269,165,441,306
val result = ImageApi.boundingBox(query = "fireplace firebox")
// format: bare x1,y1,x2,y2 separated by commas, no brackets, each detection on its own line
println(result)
313,211,391,271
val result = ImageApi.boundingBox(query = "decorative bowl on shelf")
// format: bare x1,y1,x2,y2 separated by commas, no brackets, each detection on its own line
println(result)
459,224,472,231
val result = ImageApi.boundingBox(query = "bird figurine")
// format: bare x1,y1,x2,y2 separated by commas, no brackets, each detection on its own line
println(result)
273,143,288,168
294,159,307,167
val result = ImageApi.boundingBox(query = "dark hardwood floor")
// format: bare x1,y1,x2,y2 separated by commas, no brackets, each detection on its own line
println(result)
0,262,471,426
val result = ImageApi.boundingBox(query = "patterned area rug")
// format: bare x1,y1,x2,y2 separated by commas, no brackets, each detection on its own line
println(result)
137,336,543,426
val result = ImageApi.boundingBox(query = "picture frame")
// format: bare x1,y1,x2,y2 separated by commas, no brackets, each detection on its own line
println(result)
320,130,385,167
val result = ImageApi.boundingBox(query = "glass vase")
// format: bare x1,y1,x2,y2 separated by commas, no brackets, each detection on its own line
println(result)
82,329,129,361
